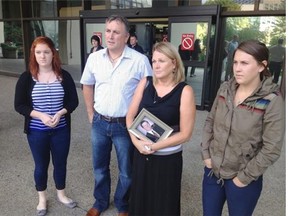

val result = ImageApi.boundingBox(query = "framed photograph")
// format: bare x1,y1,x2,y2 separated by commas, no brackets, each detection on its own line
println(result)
128,108,174,143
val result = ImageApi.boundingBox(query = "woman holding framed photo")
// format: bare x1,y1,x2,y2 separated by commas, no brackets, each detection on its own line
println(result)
126,41,196,216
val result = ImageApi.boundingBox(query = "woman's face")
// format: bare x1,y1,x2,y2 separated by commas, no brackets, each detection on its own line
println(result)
152,50,176,79
91,39,99,47
233,49,265,86
35,43,53,67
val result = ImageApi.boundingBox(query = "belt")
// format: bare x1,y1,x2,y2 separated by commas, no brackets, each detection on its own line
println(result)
95,110,126,123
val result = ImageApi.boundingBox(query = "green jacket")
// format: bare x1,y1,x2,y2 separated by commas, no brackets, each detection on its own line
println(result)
201,77,285,185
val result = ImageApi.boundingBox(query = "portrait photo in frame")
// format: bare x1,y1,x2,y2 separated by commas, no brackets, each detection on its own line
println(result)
128,108,174,143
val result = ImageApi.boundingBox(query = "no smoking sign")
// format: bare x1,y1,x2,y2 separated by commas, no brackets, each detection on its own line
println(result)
181,34,195,51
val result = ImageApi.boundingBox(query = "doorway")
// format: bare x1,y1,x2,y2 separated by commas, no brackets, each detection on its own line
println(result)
80,6,221,110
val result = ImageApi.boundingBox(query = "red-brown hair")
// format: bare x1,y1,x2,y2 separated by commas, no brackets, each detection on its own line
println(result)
29,36,62,80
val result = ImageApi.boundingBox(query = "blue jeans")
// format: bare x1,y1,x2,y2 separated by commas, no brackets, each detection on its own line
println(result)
91,113,133,213
27,126,70,191
202,167,262,216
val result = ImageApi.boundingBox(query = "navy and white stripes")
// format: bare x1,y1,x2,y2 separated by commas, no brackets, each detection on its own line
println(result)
30,80,66,130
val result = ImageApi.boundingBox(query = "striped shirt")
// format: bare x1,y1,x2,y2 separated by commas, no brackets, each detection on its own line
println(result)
30,80,66,130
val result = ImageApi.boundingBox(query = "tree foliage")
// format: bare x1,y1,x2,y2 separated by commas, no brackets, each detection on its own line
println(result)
205,0,241,11
225,16,285,46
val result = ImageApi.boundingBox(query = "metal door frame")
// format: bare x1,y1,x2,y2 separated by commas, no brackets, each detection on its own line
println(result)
79,5,221,110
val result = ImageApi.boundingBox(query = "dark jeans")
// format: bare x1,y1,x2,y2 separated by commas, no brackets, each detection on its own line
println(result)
202,167,262,216
269,61,282,84
27,126,70,191
91,112,133,213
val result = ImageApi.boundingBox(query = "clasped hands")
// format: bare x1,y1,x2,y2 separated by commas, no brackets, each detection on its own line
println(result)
41,112,61,128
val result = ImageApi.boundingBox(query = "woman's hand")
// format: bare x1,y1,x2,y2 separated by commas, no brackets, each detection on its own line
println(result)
50,113,61,128
134,138,155,155
204,158,212,168
39,113,54,127
233,177,247,187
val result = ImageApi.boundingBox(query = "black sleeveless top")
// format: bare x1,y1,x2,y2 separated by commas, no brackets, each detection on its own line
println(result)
138,76,187,131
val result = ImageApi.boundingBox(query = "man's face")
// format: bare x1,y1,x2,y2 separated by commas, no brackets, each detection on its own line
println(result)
105,20,129,52
130,36,137,46
141,121,152,131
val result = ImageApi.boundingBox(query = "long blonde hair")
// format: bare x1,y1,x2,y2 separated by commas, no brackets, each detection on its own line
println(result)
152,42,185,84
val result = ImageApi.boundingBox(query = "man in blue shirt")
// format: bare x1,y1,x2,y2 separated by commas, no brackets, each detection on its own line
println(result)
81,15,152,216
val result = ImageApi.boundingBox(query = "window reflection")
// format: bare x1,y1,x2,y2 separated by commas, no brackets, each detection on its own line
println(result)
259,0,285,11
220,16,286,85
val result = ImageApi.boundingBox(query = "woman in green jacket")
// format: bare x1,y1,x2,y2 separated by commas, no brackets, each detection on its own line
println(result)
201,40,285,216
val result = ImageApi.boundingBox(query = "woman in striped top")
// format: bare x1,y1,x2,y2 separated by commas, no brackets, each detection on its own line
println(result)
14,36,79,216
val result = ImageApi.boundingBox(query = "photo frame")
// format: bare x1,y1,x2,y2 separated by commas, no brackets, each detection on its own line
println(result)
128,108,174,143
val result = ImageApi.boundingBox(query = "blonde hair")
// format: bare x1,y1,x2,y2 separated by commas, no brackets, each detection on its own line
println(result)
152,42,185,84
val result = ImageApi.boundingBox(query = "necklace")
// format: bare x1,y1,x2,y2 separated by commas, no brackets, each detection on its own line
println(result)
153,92,158,104
109,53,122,63
39,71,54,84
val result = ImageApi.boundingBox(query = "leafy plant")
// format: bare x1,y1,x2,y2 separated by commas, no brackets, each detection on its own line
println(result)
1,42,17,51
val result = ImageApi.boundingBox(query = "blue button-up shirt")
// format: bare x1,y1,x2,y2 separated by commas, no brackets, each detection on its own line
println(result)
80,46,152,117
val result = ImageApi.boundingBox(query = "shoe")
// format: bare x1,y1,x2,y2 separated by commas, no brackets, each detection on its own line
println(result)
118,213,128,216
57,198,77,208
86,207,101,216
36,209,47,216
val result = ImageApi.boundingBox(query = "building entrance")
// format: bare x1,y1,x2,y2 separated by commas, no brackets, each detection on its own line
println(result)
80,5,221,110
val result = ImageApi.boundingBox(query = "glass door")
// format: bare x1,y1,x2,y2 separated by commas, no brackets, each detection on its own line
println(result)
168,16,212,109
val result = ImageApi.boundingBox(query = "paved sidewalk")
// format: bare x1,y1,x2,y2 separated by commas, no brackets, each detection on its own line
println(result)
0,75,285,216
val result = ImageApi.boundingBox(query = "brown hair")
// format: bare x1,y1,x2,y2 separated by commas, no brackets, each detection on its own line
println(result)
29,36,62,80
233,40,271,80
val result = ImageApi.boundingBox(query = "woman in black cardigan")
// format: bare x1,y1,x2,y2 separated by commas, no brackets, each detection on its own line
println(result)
14,36,78,216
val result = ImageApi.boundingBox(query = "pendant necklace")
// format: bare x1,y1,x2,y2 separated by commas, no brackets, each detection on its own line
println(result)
153,91,158,104
109,53,122,63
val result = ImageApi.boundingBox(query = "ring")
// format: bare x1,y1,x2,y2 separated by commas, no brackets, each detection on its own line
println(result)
144,145,151,151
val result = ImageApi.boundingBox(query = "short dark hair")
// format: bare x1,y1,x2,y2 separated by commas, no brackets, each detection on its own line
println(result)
278,38,284,45
140,120,150,128
106,14,130,33
91,35,100,44
130,34,138,39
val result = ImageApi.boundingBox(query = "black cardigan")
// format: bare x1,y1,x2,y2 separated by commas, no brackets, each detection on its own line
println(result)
14,70,79,134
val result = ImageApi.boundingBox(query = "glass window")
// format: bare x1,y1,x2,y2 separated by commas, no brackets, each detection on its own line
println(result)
0,0,21,19
58,0,83,17
259,0,285,11
92,0,152,9
220,16,286,85
0,19,81,83
0,21,23,59
204,0,254,11
13,0,83,18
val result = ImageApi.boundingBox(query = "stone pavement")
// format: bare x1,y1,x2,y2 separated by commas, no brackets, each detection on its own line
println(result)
0,75,285,216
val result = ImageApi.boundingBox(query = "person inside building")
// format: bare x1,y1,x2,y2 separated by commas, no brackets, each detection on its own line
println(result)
268,38,286,84
201,40,285,216
128,33,144,54
126,41,196,216
225,34,239,81
90,35,104,53
190,39,201,77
